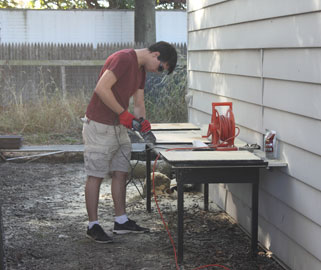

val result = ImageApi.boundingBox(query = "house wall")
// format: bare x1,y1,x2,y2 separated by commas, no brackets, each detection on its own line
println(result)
0,9,187,45
187,0,321,269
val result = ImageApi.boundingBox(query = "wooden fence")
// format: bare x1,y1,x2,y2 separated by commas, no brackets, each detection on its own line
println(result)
0,42,187,60
0,42,187,105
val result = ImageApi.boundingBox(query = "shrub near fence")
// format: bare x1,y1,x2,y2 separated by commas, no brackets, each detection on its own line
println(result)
0,42,187,143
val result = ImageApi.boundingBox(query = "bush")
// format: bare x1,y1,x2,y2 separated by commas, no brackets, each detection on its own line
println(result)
144,61,187,123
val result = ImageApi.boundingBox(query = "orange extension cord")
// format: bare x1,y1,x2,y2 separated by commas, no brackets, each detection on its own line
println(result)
151,116,239,270
152,152,232,270
214,108,239,148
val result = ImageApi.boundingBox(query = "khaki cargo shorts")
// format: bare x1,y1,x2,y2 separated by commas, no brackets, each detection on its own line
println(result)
82,117,131,178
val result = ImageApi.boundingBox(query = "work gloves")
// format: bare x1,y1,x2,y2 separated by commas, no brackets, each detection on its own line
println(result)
119,110,135,129
140,119,151,133
119,110,151,133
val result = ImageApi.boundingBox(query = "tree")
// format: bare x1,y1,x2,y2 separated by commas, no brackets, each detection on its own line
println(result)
135,0,156,44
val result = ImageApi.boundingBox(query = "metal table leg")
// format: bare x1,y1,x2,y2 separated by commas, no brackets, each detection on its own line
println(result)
0,204,5,270
204,183,209,211
146,144,151,213
177,170,184,264
251,172,259,255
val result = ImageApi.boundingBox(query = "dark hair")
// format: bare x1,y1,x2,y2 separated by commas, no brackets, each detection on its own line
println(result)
148,41,177,75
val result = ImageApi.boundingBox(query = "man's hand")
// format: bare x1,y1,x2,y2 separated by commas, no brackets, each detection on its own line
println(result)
119,110,135,129
140,119,151,133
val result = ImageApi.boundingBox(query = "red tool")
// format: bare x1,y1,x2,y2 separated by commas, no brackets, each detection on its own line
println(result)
203,102,239,151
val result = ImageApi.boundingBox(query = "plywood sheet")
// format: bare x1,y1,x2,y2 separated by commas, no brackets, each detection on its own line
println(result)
151,123,200,131
154,130,210,144
161,150,262,162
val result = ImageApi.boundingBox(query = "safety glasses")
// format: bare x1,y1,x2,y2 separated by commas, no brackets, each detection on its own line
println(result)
158,62,164,73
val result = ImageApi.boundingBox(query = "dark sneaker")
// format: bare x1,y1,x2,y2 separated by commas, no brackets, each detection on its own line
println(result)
86,224,113,243
113,219,150,234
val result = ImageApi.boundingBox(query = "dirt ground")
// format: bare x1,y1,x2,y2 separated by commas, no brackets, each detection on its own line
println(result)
0,157,285,270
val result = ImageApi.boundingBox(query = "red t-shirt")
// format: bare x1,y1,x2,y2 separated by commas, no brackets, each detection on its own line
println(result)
86,49,146,125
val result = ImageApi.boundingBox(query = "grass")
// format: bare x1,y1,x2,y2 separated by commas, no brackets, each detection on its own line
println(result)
0,84,88,145
0,62,187,145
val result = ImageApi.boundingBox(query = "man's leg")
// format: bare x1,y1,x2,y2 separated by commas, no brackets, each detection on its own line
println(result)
112,170,150,234
85,175,113,243
111,171,127,216
85,175,103,221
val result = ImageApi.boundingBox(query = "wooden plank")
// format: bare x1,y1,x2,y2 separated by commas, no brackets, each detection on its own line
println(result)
0,135,23,149
161,150,262,162
151,123,200,131
154,130,210,144
161,151,266,166
253,150,287,168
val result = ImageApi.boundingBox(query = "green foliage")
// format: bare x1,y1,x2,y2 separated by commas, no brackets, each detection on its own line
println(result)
0,0,19,8
156,0,186,10
0,0,185,9
144,61,187,123
28,0,95,9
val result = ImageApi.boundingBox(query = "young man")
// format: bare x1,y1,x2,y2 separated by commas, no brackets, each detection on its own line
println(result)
82,41,177,243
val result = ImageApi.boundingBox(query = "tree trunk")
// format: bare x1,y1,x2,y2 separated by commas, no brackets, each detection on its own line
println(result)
135,0,156,45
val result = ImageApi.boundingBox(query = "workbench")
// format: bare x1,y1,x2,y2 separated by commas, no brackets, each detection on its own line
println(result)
159,150,267,263
144,126,286,264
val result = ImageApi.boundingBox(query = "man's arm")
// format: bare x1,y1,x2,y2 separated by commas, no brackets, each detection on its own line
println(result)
94,69,124,114
132,89,146,119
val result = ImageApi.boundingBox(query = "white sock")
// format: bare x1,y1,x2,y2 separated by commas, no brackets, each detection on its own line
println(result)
88,220,99,229
115,214,129,224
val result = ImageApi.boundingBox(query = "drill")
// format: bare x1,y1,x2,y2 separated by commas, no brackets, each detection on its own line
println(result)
132,118,156,144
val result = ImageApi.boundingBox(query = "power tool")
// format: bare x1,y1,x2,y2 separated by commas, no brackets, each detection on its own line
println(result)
132,118,156,144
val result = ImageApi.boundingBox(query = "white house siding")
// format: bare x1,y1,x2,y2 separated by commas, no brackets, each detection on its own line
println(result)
187,0,321,269
0,9,187,45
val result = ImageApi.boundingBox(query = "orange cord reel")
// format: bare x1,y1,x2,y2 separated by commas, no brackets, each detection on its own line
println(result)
203,102,239,151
